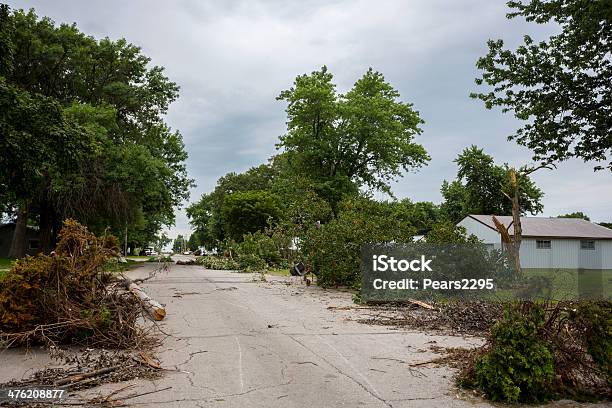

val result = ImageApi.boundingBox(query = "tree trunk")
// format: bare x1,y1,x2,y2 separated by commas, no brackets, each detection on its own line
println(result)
39,198,53,254
8,204,28,259
510,170,522,276
51,216,62,249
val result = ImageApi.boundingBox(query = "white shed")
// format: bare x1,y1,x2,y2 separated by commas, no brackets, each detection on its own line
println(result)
458,215,612,270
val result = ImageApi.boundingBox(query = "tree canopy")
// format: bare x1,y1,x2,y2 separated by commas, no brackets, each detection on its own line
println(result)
277,66,429,211
0,6,192,256
441,146,544,222
472,0,612,170
221,191,283,242
557,211,590,220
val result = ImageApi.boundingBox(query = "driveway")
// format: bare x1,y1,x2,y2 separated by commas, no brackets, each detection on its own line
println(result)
90,262,489,407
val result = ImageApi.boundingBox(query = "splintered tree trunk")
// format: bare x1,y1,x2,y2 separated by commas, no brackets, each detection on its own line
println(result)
8,205,28,259
493,169,523,277
509,170,522,276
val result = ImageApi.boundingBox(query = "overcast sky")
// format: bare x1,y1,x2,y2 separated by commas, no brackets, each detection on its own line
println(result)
9,0,612,240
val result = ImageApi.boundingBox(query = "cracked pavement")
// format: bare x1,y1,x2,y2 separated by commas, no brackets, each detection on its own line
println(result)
106,260,492,407
0,260,492,407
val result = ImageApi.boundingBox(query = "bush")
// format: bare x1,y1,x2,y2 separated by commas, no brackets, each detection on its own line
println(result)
197,256,240,271
573,302,612,385
298,196,416,287
237,253,266,271
237,231,282,266
474,302,555,403
461,300,612,403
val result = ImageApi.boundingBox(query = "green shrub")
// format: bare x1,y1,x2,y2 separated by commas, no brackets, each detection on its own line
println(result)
237,231,282,266
299,196,416,287
197,256,240,271
237,253,266,271
474,303,554,403
574,302,612,385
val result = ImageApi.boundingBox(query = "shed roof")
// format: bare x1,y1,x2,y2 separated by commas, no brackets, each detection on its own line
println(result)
466,215,612,239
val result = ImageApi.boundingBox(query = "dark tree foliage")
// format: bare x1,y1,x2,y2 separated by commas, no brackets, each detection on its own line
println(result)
472,0,612,170
0,6,192,254
221,191,283,242
186,164,278,247
441,146,544,222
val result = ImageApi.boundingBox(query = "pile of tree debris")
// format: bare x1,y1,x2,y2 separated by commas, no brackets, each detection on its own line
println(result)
0,348,166,407
0,220,162,349
356,300,503,336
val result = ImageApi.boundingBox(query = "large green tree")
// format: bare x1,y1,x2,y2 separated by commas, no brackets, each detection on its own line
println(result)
172,234,186,253
440,146,544,222
472,0,612,170
0,7,191,256
186,164,278,247
277,66,429,212
221,190,283,242
0,78,91,257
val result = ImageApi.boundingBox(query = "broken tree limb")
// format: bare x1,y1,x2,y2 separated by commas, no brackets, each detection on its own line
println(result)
120,278,166,321
55,365,121,386
407,298,435,310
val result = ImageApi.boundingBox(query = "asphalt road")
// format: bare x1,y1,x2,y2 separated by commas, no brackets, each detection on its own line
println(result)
96,262,490,408
2,262,604,407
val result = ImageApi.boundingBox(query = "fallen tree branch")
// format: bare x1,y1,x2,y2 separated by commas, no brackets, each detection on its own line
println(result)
408,298,435,310
55,365,121,386
119,278,166,321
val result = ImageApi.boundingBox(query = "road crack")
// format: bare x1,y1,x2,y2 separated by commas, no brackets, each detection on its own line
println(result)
288,335,394,408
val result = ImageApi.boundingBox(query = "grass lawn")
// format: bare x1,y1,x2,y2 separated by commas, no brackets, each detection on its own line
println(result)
0,257,13,269
265,267,290,277
104,259,139,274
0,257,15,280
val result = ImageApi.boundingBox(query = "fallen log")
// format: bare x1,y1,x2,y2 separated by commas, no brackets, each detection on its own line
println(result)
120,278,166,321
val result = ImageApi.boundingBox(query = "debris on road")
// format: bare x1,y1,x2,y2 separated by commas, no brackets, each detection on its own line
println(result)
412,346,477,370
119,277,166,321
176,260,197,265
407,298,435,310
0,220,159,349
355,301,503,335
0,349,163,403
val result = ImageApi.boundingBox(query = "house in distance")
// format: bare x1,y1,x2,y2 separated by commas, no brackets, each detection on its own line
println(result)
458,214,612,271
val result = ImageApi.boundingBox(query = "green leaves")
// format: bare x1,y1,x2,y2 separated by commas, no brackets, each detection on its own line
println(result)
0,6,192,250
474,303,555,403
298,195,418,288
221,191,283,242
473,0,612,170
441,146,544,221
277,66,429,210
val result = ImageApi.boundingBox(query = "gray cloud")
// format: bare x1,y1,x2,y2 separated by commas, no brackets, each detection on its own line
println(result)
8,0,612,239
